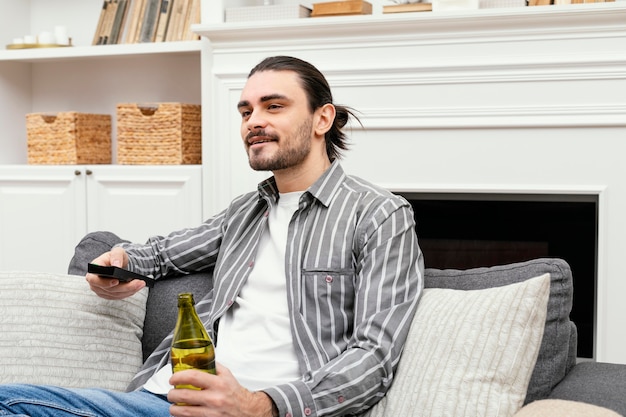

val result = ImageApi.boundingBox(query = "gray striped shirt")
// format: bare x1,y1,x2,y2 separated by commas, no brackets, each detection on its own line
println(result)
124,161,424,417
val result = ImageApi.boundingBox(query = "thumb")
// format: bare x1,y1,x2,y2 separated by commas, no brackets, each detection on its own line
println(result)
109,247,128,268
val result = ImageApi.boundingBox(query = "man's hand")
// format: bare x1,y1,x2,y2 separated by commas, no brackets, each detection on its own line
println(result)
85,246,145,300
168,363,277,417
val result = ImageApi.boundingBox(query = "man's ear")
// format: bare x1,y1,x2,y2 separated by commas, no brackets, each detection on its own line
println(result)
314,103,336,136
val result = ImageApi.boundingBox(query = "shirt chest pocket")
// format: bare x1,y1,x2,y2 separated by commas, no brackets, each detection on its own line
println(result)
301,269,355,342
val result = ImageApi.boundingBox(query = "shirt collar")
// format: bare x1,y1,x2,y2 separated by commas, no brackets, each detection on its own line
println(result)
256,160,346,208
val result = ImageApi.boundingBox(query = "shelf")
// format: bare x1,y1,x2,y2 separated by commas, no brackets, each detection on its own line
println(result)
0,40,201,63
194,2,626,46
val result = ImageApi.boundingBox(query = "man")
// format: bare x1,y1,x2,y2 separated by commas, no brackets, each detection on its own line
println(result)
0,56,423,417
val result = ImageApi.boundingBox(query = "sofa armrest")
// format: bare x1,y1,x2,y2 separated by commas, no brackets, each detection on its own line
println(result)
548,361,626,416
68,231,129,276
68,231,212,361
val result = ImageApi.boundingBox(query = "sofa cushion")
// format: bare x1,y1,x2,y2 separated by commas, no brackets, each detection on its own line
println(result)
548,362,626,416
0,271,148,391
424,258,575,403
364,273,550,417
68,231,212,361
513,399,622,417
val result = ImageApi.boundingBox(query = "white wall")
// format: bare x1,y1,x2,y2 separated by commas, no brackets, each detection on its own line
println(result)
197,3,626,363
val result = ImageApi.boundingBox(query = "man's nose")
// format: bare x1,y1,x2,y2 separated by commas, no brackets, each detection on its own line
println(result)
245,110,267,130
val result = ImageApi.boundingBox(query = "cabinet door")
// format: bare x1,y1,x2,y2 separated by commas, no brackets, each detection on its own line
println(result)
85,166,203,245
0,166,86,274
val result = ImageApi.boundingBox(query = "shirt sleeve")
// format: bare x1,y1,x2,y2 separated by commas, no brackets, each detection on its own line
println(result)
118,208,227,279
264,200,424,417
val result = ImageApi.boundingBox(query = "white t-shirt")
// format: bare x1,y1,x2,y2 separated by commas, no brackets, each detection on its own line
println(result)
143,191,302,394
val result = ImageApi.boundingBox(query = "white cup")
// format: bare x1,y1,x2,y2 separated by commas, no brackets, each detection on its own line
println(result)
38,31,55,44
55,34,69,45
23,35,36,44
54,26,69,45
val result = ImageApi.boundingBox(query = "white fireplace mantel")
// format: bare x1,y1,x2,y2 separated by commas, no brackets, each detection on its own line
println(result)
196,3,626,363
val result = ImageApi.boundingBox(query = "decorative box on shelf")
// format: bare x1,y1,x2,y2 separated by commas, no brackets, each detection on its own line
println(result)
225,4,312,22
116,103,201,165
311,0,373,16
26,112,111,165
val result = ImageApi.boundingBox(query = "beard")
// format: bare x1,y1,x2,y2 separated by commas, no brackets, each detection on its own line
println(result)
247,118,313,172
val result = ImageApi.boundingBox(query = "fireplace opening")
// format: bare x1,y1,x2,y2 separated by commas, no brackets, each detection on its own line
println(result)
398,193,598,359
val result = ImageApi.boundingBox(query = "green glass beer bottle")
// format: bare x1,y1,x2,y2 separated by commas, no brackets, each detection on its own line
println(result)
171,292,216,390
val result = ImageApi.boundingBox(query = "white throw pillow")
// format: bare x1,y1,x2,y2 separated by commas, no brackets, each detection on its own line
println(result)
364,273,550,417
0,271,148,391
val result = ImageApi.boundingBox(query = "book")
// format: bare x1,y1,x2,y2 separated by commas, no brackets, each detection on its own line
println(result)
154,0,174,42
124,0,143,43
109,0,129,44
311,0,373,17
178,0,194,41
383,2,432,13
101,0,118,44
92,1,110,45
182,0,201,41
139,0,163,43
132,0,148,43
166,0,190,42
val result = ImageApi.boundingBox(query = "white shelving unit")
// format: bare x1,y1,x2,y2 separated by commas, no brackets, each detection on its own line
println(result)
0,1,205,271
0,2,202,165
0,40,201,62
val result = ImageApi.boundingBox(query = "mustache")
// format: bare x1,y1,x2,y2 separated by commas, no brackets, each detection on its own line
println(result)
246,129,278,142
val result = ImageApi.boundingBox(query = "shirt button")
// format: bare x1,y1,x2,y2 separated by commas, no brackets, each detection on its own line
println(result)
304,408,312,416
227,300,234,307
264,210,269,217
325,275,333,283
338,396,345,403
285,414,292,417
249,261,255,268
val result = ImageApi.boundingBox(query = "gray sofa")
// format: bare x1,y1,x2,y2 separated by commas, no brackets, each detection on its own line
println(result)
69,231,626,415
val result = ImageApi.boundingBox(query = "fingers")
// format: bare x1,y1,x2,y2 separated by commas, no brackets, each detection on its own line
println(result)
85,248,144,300
170,369,215,391
168,368,274,417
168,370,216,409
88,278,146,300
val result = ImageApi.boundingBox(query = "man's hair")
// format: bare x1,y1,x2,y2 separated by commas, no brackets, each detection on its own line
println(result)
248,56,359,161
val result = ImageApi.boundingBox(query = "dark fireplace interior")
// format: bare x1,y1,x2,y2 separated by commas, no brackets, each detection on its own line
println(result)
397,193,597,359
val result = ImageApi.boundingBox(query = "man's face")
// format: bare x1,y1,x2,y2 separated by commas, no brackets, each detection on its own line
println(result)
238,70,315,172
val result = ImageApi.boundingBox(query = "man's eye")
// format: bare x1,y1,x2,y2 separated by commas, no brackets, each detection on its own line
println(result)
240,111,251,119
268,104,282,110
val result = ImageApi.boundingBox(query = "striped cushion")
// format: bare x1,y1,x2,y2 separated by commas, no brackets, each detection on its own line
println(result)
0,271,148,391
364,273,550,417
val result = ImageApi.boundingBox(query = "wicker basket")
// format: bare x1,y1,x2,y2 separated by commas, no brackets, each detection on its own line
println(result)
116,103,201,165
26,112,112,165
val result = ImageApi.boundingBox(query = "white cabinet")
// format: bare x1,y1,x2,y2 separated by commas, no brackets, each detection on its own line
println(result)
0,165,202,274
0,166,84,274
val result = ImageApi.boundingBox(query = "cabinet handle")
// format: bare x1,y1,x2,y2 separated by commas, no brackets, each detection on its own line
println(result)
86,169,93,175
74,170,81,176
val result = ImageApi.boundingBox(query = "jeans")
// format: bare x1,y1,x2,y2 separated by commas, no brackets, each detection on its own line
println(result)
0,385,171,417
